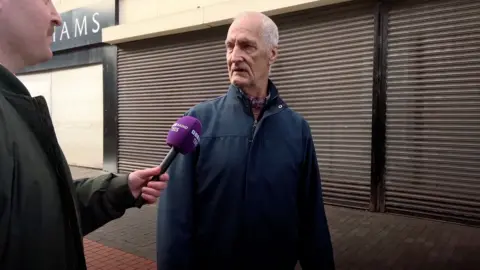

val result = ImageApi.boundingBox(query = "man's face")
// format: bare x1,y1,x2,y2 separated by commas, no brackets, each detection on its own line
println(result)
0,0,61,67
225,17,277,90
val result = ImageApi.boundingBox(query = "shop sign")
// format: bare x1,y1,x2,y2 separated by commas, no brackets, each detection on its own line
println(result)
51,0,116,52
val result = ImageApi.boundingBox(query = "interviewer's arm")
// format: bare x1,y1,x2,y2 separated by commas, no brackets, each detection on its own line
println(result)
73,173,135,235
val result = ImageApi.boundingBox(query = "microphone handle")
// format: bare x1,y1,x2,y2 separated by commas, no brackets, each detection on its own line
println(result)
152,147,179,181
134,147,179,208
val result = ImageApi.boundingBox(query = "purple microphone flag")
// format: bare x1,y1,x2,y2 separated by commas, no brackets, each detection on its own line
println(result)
166,115,202,154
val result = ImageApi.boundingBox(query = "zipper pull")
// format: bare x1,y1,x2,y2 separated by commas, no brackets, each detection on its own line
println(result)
249,120,258,144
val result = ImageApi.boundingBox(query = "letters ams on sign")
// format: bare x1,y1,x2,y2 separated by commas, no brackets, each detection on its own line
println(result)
51,0,115,52
53,13,100,43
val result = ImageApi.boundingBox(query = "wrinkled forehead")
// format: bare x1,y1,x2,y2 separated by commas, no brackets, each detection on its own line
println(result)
226,18,263,44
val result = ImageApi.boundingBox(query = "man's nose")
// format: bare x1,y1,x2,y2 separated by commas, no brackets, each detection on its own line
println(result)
230,47,244,63
52,16,62,27
51,5,63,26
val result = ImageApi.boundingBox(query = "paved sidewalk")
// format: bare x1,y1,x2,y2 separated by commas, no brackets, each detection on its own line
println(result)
72,166,480,270
84,239,155,270
72,167,158,269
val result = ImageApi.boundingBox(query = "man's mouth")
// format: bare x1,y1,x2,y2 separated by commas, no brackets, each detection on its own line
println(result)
233,68,247,73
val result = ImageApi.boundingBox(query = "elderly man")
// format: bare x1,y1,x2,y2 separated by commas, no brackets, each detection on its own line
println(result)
156,11,335,270
0,1,169,269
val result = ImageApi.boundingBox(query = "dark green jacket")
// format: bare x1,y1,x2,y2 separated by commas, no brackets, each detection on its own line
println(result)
0,65,136,270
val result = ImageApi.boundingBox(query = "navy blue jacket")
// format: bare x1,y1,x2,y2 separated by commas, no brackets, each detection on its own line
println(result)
156,80,335,270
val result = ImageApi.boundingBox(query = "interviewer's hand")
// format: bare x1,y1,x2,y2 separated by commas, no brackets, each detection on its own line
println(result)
128,166,169,204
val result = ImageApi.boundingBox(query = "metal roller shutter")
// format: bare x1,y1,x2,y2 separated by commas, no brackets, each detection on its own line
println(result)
117,1,375,209
385,0,480,224
271,1,375,209
117,28,230,173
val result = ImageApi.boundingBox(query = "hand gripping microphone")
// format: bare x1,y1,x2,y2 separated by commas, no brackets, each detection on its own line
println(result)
134,115,202,207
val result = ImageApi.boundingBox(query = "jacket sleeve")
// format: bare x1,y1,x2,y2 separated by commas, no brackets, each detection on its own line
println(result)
0,124,13,260
73,173,135,235
156,111,197,270
298,122,336,270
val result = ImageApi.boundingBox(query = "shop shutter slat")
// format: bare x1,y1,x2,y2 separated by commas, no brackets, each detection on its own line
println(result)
117,30,230,172
385,0,480,224
117,0,375,209
270,0,375,209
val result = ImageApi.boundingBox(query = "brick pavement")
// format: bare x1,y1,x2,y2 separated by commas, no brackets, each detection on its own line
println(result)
72,166,480,270
84,239,156,270
72,167,158,268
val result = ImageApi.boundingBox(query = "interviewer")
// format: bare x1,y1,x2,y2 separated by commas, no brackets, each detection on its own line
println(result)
0,0,169,269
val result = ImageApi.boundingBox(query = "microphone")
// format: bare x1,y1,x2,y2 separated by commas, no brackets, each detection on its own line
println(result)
134,115,202,207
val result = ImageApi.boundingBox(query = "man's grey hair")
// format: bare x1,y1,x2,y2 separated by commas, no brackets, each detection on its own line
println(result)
233,11,279,49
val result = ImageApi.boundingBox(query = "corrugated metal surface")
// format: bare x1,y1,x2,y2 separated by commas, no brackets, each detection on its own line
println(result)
271,1,375,209
117,28,230,172
117,1,375,209
385,0,480,223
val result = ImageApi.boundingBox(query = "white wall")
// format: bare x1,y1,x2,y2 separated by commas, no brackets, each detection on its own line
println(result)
51,65,104,169
17,64,104,169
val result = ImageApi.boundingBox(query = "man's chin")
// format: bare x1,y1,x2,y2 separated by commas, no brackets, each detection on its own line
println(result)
44,49,53,61
30,50,53,66
231,77,250,88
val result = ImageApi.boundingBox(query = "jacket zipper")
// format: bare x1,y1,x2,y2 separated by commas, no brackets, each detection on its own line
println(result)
243,100,282,232
248,119,257,146
247,96,280,147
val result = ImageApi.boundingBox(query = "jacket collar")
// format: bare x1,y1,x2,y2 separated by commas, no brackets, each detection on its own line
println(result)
227,79,287,112
0,64,32,97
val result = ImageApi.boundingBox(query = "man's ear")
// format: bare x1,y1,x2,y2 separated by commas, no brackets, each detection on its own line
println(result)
269,46,278,65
